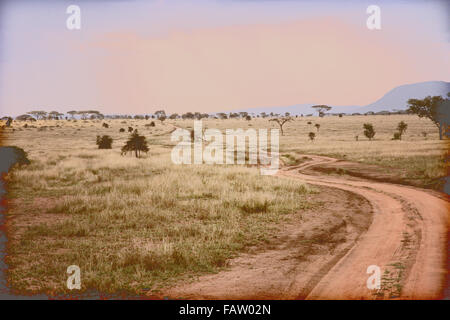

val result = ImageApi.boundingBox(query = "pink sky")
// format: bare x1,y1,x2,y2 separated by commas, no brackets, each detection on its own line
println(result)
0,0,449,116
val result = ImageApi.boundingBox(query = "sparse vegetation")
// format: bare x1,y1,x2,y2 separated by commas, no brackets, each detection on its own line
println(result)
1,114,447,295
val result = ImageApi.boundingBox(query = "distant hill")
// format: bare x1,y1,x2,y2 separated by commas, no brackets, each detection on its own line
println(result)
225,81,450,116
355,81,450,113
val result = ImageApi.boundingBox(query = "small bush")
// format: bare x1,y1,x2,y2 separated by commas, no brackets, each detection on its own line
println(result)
96,135,113,149
102,123,109,128
119,128,125,132
393,132,401,140
363,123,375,140
395,121,407,140
128,127,133,132
308,132,316,141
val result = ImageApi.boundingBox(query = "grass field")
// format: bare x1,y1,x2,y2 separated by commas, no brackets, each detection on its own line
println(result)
0,114,447,294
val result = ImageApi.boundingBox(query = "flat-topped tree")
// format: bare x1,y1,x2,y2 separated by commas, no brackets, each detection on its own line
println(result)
77,110,101,120
311,105,332,117
269,116,292,136
48,111,64,120
27,111,47,120
67,110,77,119
407,94,449,140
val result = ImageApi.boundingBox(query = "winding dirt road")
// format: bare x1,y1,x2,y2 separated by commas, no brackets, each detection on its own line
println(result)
163,155,449,300
280,155,448,299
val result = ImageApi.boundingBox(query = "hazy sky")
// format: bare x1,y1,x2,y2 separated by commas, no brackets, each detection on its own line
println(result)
0,0,449,116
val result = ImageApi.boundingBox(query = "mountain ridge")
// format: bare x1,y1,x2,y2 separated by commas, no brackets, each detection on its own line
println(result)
225,81,449,116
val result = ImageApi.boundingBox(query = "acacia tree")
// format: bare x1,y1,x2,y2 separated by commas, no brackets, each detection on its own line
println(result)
314,123,320,132
27,111,47,120
311,105,332,117
269,117,292,136
67,111,77,119
407,94,449,140
121,130,149,158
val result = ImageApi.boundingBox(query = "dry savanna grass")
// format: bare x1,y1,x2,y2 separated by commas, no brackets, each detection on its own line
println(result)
1,119,314,294
177,115,448,188
0,114,447,295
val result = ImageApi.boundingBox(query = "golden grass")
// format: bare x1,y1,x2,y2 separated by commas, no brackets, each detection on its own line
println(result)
2,119,313,294
1,114,447,294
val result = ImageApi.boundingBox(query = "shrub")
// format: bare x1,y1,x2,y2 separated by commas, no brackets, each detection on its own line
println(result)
308,132,316,141
119,128,125,132
150,121,155,127
363,123,375,140
396,121,408,140
128,127,133,132
96,135,113,149
393,132,401,140
102,123,109,128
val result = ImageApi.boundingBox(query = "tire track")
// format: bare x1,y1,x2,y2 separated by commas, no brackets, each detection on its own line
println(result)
279,155,448,299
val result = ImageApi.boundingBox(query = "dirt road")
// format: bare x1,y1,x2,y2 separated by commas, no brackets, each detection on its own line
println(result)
163,155,449,300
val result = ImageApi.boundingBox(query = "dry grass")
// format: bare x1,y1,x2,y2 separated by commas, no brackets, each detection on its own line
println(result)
1,119,313,294
176,115,448,188
1,114,447,295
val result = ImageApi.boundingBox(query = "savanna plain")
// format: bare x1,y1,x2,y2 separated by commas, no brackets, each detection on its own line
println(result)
0,114,447,296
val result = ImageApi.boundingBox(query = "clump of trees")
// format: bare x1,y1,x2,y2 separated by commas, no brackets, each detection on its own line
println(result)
96,135,113,149
121,130,149,158
407,93,449,140
363,123,375,140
